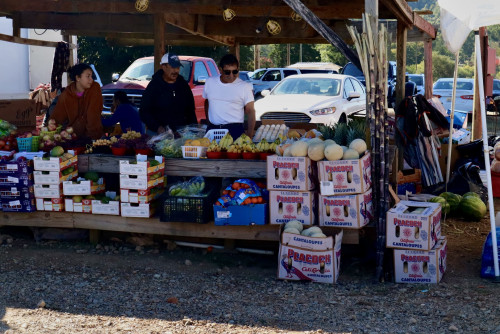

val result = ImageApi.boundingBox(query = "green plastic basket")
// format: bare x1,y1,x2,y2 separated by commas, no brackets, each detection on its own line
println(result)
31,136,40,152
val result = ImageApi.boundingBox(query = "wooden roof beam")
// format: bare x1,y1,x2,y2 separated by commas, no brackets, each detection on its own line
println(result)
163,13,234,46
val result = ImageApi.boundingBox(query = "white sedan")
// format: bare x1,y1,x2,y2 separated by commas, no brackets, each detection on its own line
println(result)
254,74,366,124
432,78,474,113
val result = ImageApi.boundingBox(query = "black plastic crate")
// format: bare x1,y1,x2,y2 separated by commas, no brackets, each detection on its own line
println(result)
160,190,216,224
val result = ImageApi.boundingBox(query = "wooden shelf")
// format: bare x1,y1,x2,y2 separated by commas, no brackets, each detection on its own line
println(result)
78,154,267,178
0,211,359,243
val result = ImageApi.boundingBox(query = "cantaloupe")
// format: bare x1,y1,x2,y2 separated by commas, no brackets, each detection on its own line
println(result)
349,138,367,155
342,148,359,160
291,141,309,157
324,144,343,161
308,142,325,161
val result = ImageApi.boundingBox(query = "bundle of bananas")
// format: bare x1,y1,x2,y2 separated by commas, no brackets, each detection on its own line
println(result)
207,139,221,152
93,138,116,147
256,138,270,152
242,142,258,153
219,133,234,151
227,144,242,153
121,131,142,140
233,134,252,146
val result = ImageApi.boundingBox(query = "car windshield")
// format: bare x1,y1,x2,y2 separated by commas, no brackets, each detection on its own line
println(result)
250,69,266,80
494,80,500,91
433,80,473,90
272,78,341,96
120,59,192,81
408,75,423,85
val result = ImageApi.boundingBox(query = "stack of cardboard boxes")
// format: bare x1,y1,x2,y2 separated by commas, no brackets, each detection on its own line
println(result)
63,177,109,214
119,156,165,218
317,152,373,229
386,200,447,283
33,155,78,211
268,154,343,284
0,158,36,212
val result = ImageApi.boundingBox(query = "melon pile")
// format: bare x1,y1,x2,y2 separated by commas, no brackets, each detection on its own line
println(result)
283,220,326,238
276,137,367,161
429,192,487,221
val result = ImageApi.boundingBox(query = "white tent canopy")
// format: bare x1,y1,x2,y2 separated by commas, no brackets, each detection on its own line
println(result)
438,0,500,277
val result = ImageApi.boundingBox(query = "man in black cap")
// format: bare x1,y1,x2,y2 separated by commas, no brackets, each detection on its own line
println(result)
140,53,197,135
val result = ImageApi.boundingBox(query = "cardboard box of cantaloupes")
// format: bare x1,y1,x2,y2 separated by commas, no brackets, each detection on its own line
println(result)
318,151,371,196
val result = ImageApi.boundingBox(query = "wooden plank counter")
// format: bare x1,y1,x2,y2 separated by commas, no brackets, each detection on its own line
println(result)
78,154,267,178
0,211,359,243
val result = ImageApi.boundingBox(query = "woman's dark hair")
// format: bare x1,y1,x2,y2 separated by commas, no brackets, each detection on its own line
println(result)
113,91,131,104
68,63,92,81
219,54,239,69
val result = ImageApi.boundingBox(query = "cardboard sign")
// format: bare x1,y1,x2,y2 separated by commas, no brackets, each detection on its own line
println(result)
393,237,447,283
0,99,37,129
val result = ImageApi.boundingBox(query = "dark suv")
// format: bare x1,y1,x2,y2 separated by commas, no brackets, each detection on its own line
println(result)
101,56,219,122
341,61,397,107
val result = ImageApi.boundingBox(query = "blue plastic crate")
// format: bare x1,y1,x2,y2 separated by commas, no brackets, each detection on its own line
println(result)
480,227,500,278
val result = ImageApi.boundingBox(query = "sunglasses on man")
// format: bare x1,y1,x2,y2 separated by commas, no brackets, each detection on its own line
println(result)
223,69,239,75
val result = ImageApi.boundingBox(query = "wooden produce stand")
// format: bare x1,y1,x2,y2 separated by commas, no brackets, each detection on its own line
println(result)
0,154,359,244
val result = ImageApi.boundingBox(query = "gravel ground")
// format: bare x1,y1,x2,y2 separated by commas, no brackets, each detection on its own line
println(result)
1,221,500,334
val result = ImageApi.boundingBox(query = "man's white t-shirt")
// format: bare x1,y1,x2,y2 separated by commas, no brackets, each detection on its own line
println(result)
202,76,254,125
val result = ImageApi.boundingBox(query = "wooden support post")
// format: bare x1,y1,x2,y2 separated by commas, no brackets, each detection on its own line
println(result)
224,239,236,250
62,35,74,86
287,44,291,66
230,42,240,61
89,229,101,244
424,39,433,99
396,20,408,107
154,13,166,73
254,45,260,70
473,27,486,140
12,14,20,38
365,0,378,38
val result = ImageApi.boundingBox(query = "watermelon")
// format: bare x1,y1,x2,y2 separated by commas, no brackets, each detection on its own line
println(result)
460,196,487,221
429,196,450,215
462,192,480,200
438,192,461,213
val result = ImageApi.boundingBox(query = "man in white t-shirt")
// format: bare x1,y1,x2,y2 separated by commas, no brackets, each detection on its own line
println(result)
202,54,255,139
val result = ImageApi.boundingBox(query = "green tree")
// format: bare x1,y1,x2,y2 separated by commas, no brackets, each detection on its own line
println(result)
314,44,348,66
268,44,321,67
432,52,455,78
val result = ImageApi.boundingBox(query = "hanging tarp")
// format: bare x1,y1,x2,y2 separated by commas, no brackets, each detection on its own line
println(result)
439,0,500,53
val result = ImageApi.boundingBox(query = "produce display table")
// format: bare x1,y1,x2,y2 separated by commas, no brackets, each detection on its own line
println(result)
78,154,267,178
0,154,359,244
0,211,358,243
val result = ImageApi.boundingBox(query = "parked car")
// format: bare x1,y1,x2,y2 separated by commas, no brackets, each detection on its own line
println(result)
341,61,397,107
254,73,366,124
407,73,425,96
432,78,474,113
239,71,252,81
101,56,219,122
251,67,336,99
492,79,500,97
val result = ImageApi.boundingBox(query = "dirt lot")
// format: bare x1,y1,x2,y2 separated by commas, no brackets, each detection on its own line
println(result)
1,200,500,334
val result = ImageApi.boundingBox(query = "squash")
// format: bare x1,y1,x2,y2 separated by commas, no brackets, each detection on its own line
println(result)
291,140,309,157
342,148,359,160
307,142,325,161
349,138,367,155
324,144,343,161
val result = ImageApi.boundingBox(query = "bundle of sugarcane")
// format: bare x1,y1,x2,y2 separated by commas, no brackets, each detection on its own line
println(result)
348,14,390,282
